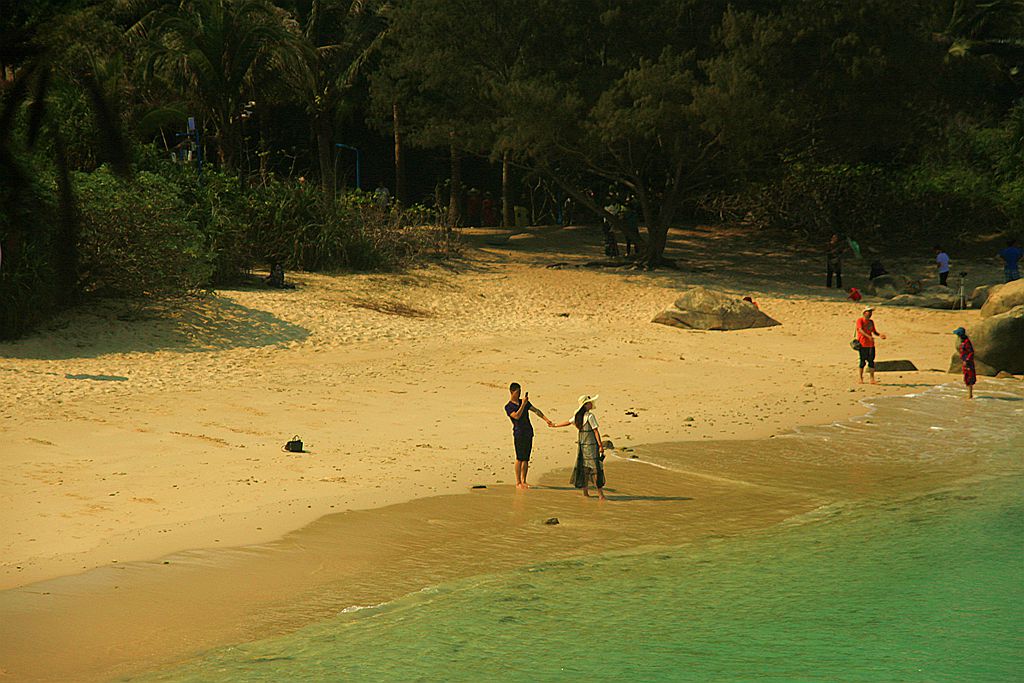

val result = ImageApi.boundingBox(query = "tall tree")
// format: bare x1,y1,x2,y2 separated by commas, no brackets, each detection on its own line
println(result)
139,0,286,171
278,0,388,197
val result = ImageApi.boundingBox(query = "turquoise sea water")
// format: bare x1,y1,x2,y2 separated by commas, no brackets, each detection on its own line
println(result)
141,387,1024,682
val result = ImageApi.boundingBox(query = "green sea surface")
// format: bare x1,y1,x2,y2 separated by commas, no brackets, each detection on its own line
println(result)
140,388,1024,682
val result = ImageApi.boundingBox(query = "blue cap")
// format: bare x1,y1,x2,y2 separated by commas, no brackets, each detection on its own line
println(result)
952,327,966,337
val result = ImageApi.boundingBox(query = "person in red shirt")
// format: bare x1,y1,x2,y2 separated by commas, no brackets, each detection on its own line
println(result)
855,306,887,384
953,327,976,399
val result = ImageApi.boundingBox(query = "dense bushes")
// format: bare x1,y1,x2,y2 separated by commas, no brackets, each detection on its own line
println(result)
703,110,1024,247
1,154,451,340
75,169,213,298
0,165,61,339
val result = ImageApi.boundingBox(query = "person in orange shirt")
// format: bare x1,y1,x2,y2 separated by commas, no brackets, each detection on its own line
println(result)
855,306,887,384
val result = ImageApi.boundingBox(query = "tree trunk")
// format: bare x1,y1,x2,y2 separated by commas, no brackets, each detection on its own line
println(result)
316,116,335,200
501,151,512,227
258,107,270,183
448,137,462,225
637,219,676,269
392,102,405,205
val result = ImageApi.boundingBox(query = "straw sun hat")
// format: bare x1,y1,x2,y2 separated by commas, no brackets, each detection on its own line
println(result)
577,394,599,408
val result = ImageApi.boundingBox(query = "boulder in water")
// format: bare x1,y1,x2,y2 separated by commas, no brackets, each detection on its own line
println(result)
652,286,780,331
980,279,1024,318
946,304,1024,376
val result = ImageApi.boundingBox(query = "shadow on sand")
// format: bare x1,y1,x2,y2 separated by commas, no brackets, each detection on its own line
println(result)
0,295,310,360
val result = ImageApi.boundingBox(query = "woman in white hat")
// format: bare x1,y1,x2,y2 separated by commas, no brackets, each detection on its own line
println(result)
549,394,606,500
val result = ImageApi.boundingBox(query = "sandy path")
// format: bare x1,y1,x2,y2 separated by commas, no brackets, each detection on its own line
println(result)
0,225,990,591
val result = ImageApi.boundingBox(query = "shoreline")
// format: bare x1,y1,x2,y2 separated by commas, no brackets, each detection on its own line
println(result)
3,378,1018,682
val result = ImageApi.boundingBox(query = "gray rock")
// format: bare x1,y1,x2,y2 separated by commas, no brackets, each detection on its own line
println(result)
652,287,781,331
887,291,958,309
948,352,998,376
866,274,921,298
946,306,1024,375
970,284,1000,310
544,517,560,525
601,439,614,450
980,279,1024,318
995,371,1018,379
874,360,918,372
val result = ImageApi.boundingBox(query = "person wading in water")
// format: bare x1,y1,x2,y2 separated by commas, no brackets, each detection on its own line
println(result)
550,394,607,500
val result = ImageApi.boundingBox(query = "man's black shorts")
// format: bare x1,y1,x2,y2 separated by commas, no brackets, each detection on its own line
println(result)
858,345,876,369
514,434,533,462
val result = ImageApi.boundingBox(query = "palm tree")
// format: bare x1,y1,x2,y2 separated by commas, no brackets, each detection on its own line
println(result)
139,0,289,172
277,0,388,198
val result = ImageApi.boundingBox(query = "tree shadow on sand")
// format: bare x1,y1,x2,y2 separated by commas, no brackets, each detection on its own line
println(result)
0,295,310,360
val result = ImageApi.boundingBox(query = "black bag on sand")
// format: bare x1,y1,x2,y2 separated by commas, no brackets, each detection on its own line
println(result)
284,435,304,453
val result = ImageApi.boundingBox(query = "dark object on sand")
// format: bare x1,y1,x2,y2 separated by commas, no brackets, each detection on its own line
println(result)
266,262,296,289
873,360,918,372
544,517,560,525
472,485,487,489
283,435,304,453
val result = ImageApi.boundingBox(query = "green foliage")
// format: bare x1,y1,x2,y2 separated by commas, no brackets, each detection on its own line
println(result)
0,163,60,340
74,168,213,298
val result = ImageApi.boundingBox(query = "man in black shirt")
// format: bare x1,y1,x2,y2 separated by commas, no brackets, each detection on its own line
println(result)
504,382,552,489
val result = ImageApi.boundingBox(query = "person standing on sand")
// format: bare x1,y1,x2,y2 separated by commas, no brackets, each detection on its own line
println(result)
505,383,552,489
549,394,606,500
999,238,1022,282
826,233,846,289
935,245,951,286
855,306,887,385
953,327,977,399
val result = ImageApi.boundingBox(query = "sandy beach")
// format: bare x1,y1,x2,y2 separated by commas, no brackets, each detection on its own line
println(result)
0,224,1010,680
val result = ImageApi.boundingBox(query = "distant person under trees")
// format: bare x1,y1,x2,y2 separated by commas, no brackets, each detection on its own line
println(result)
934,245,951,286
999,238,1022,282
826,233,847,288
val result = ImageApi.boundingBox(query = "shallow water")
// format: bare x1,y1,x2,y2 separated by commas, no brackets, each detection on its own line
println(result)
139,383,1024,682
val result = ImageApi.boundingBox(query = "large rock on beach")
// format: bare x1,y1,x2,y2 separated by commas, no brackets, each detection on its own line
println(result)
652,287,780,331
886,287,959,309
866,274,925,299
970,284,1000,310
980,279,1024,318
946,304,1024,376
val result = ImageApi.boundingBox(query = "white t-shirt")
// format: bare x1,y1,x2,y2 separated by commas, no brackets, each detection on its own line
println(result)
573,411,599,430
936,252,950,273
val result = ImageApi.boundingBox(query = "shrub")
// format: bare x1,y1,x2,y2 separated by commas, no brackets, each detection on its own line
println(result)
74,168,213,298
0,164,61,340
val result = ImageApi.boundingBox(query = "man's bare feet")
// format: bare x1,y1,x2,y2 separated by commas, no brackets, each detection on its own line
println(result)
516,482,525,490
522,482,530,489
870,380,878,385
583,491,591,498
858,379,864,384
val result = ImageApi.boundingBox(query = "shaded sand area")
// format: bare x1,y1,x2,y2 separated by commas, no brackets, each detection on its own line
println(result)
1,224,1017,680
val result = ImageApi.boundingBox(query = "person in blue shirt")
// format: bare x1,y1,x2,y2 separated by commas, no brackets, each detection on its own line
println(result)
999,238,1022,282
504,383,552,489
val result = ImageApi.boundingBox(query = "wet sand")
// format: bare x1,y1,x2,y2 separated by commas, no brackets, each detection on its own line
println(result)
0,426,996,682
